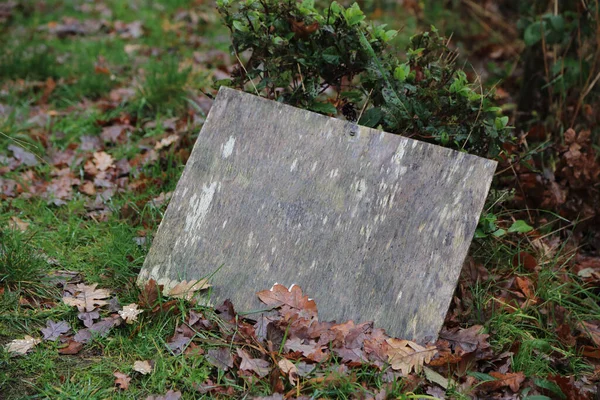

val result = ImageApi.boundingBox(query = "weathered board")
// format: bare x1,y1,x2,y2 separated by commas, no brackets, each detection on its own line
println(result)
138,87,497,342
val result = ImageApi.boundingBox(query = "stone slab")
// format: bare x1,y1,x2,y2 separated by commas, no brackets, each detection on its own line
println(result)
138,87,497,342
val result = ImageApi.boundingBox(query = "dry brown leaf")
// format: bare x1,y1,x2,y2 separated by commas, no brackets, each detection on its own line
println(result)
481,371,525,392
385,338,437,376
237,348,270,378
58,339,84,355
8,216,29,232
114,371,131,390
5,335,41,355
63,283,110,312
166,279,211,301
257,284,317,320
79,181,96,195
277,358,298,386
133,360,153,375
118,303,143,324
93,151,114,172
155,134,179,150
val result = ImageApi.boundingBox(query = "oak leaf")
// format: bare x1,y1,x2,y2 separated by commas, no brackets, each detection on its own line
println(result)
277,358,298,386
385,338,437,375
5,335,41,355
93,151,114,172
119,303,143,324
166,279,211,301
438,325,490,357
237,348,270,378
41,320,70,341
114,371,131,390
63,283,110,312
481,371,525,392
257,284,317,320
133,360,154,375
206,348,234,370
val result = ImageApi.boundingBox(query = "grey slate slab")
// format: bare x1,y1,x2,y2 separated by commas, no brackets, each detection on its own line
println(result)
138,87,497,342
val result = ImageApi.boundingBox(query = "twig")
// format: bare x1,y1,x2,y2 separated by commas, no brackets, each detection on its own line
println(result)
357,88,373,123
233,49,259,97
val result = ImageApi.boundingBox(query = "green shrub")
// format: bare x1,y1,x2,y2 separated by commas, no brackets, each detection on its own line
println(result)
216,0,510,157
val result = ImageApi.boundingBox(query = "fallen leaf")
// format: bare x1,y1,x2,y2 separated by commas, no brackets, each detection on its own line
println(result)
93,151,114,172
166,333,190,355
237,348,270,378
41,320,70,341
480,371,525,392
58,339,84,355
166,279,211,301
114,371,131,390
138,279,160,308
74,317,120,343
79,181,96,195
145,390,182,400
101,124,130,143
206,348,234,370
8,144,38,167
385,338,437,375
63,283,110,312
5,335,41,355
8,216,29,232
277,358,298,386
78,310,100,328
119,303,143,324
133,360,154,375
578,321,600,347
155,134,179,150
438,325,490,356
257,284,317,320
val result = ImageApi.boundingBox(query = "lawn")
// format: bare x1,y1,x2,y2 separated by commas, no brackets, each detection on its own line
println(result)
1,1,599,399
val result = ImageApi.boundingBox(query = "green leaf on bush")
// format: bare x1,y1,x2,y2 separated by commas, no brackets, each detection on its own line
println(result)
495,116,509,130
358,107,382,128
394,63,410,82
344,3,365,26
508,220,533,233
322,47,341,64
309,101,337,115
232,20,246,31
524,21,543,46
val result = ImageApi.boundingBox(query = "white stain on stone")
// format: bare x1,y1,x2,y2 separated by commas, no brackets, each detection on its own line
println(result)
395,290,403,304
392,141,408,164
184,181,218,233
329,169,339,178
290,158,298,172
311,161,318,172
221,136,235,159
247,231,255,248
322,216,328,225
356,179,367,194
222,220,228,229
